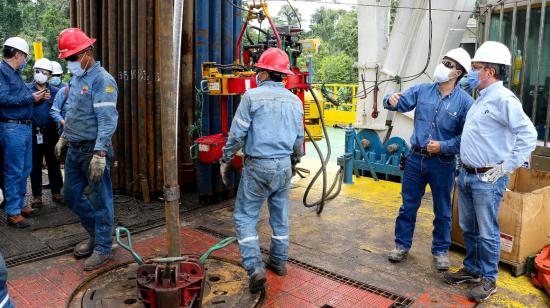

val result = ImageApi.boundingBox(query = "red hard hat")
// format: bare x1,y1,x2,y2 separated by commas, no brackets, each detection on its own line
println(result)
254,48,294,75
57,28,96,59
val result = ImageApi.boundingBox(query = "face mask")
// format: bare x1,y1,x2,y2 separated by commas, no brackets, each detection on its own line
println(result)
68,60,85,76
34,72,49,84
50,76,62,86
433,63,453,83
256,73,263,86
19,57,28,71
466,69,490,90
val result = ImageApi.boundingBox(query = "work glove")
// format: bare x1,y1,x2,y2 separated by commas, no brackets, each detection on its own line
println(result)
219,158,231,186
89,154,107,182
55,138,68,161
480,163,507,183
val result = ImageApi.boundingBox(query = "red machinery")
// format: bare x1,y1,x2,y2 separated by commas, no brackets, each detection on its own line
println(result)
532,245,550,295
194,1,309,167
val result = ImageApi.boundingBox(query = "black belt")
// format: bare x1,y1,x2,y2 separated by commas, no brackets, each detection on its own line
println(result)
411,146,440,157
0,119,31,125
463,165,493,174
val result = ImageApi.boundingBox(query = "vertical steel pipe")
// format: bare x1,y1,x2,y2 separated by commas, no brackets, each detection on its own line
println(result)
154,0,163,193
83,0,90,33
159,0,181,257
138,0,150,202
123,0,132,192
180,0,195,189
70,0,77,27
508,2,517,90
222,0,235,192
196,0,212,201
117,0,127,191
107,0,120,189
545,87,550,146
498,2,504,42
146,0,156,193
210,1,223,198
531,1,546,124
130,0,139,191
483,4,492,42
519,0,531,104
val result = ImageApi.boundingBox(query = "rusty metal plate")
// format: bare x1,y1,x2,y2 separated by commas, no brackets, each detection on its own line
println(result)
68,258,261,308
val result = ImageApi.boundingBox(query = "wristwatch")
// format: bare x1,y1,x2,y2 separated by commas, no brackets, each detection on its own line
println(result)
94,150,107,157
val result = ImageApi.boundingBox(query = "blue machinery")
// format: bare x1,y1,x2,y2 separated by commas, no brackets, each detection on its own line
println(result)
337,128,410,183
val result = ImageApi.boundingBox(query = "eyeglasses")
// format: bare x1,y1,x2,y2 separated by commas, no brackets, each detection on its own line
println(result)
34,69,50,75
471,64,486,71
66,52,86,62
442,60,456,69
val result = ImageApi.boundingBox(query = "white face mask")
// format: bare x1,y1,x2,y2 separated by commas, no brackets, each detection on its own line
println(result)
34,72,49,84
433,63,454,83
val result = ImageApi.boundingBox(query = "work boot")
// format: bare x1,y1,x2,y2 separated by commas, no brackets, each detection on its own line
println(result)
84,251,113,271
31,196,43,208
433,254,450,271
248,268,267,294
468,278,497,302
21,206,39,218
443,267,481,285
266,257,287,276
52,193,64,203
74,239,94,259
7,215,30,228
388,246,408,262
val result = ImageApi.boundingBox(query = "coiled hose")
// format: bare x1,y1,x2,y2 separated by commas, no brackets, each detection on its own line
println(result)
301,87,344,215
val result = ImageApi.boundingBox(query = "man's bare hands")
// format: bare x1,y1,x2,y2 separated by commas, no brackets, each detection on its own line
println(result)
388,93,402,108
427,140,441,154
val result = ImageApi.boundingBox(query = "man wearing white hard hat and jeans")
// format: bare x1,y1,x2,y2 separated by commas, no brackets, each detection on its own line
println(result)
384,48,474,270
444,41,537,302
0,37,47,228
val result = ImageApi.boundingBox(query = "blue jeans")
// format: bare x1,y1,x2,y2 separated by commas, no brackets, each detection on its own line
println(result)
458,168,508,282
395,152,456,255
0,253,14,308
234,157,292,276
0,123,32,216
64,142,114,254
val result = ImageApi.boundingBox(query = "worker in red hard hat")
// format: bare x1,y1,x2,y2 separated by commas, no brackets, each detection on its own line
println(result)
220,48,303,293
55,28,119,271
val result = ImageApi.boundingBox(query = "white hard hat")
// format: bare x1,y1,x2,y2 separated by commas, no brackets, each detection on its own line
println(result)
34,58,53,72
444,48,471,73
471,41,511,66
50,61,63,75
3,37,30,55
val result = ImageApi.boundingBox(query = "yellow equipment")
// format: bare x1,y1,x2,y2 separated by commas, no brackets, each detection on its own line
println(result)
304,89,324,141
316,84,358,127
33,42,44,60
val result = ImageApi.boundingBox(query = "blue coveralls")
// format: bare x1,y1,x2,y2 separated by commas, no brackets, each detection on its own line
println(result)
383,83,473,255
27,82,63,197
0,60,35,217
50,79,73,134
0,253,14,308
221,80,304,276
62,62,118,255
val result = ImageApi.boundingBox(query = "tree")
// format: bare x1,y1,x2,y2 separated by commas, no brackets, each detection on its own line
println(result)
309,7,346,43
273,4,302,27
0,0,28,45
330,10,358,59
317,53,357,84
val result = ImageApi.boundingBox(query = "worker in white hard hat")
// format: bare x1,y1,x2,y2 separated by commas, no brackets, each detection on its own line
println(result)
0,37,48,228
27,58,64,208
384,48,474,271
50,61,66,88
444,41,537,302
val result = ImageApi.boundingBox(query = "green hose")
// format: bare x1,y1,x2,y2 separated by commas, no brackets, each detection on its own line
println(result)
199,237,237,264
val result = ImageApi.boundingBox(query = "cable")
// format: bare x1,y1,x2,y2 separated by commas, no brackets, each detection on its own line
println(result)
286,0,302,30
265,0,476,13
302,86,344,215
225,0,258,15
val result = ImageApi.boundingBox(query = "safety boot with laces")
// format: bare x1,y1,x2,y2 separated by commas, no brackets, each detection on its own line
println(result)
469,278,497,302
266,257,287,276
443,267,481,284
388,246,408,262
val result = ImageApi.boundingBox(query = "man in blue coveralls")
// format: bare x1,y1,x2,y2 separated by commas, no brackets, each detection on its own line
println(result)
0,37,47,228
55,28,118,271
27,58,64,207
0,251,14,308
444,41,537,302
385,48,474,271
220,48,304,293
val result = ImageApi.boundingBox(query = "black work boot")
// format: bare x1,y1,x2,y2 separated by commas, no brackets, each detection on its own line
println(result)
443,267,481,285
469,278,497,302
84,251,113,271
249,268,267,294
266,257,287,276
74,238,94,259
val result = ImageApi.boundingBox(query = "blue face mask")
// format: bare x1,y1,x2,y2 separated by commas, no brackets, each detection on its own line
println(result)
256,74,263,86
68,60,86,77
466,70,481,90
19,58,28,71
50,76,62,86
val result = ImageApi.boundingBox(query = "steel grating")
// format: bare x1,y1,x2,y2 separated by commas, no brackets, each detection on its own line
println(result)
195,226,415,307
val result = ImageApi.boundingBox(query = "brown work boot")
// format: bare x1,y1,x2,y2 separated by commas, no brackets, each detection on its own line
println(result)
21,206,39,218
7,215,30,228
52,193,64,203
31,196,43,208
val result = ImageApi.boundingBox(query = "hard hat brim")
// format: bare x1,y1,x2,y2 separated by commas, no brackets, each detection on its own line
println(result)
254,62,295,75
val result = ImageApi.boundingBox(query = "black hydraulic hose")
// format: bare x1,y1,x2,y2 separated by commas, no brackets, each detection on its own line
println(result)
302,87,344,215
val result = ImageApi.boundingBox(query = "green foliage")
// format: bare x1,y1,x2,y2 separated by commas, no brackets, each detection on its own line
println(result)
0,0,27,44
316,53,357,84
273,4,302,27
